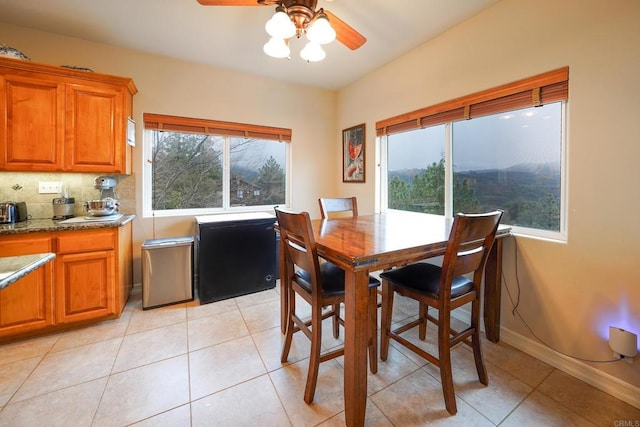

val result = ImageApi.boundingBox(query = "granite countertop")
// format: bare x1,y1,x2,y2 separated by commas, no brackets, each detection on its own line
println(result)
0,214,135,236
0,253,56,289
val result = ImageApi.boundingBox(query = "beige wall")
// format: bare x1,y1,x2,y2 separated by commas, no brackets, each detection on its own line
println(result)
1,0,639,399
0,22,338,285
338,0,640,394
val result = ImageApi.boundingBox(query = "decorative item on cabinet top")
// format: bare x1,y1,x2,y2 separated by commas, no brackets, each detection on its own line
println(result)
0,44,30,61
0,45,96,72
60,64,94,72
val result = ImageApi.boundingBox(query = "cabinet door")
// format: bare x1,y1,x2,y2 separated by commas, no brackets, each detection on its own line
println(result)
0,74,65,170
56,250,116,323
0,237,54,338
64,83,127,173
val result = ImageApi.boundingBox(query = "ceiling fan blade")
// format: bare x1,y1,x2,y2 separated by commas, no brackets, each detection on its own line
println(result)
324,10,366,50
196,0,270,6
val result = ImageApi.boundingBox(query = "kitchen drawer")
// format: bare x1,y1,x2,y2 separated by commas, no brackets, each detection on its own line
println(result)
0,236,52,256
56,230,115,254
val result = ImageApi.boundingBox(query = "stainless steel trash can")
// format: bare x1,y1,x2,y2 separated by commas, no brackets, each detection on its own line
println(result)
142,237,194,309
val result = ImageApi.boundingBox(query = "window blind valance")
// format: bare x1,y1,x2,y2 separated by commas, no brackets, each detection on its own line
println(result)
376,67,568,136
143,113,292,142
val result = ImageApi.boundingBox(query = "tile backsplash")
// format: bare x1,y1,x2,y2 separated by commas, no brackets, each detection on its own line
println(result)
0,172,135,219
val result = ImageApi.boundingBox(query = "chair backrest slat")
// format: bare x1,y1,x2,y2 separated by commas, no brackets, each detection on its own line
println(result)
319,197,358,219
441,211,503,297
275,207,322,291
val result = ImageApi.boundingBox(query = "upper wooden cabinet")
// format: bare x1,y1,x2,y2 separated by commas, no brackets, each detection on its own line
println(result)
0,73,65,171
0,57,137,173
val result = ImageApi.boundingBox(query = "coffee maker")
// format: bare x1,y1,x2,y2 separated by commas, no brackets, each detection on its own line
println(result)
52,197,75,220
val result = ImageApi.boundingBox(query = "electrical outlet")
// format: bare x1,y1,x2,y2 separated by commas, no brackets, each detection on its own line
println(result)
38,181,62,194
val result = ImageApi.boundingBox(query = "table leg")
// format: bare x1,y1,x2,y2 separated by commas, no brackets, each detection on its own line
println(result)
484,238,503,343
343,269,369,426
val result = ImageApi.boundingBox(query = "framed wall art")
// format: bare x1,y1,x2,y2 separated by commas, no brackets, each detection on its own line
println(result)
342,123,365,183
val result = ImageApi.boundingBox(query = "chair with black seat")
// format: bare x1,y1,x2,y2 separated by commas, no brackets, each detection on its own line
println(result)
275,207,380,404
379,210,503,415
318,196,358,219
319,196,361,317
318,197,384,310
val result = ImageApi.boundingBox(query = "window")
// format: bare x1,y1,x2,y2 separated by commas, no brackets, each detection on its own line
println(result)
144,114,291,215
452,104,562,232
387,125,446,215
377,68,568,239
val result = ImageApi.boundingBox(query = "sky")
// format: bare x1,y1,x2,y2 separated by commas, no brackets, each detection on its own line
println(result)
231,138,286,170
388,102,562,172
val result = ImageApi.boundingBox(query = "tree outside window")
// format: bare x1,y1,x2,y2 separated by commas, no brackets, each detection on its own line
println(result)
151,131,286,211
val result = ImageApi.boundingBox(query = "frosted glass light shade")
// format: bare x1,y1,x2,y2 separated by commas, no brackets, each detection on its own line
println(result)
306,15,336,45
263,37,290,59
300,41,325,62
265,10,296,39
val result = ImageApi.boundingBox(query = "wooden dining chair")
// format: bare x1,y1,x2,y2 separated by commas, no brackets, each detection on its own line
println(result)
318,196,384,311
318,196,358,219
275,207,380,404
379,210,503,415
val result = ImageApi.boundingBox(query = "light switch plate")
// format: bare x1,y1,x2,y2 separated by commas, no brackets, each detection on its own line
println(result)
39,181,61,194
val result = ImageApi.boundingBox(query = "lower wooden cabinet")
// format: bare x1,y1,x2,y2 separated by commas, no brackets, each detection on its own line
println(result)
0,223,132,340
0,236,54,337
56,249,116,324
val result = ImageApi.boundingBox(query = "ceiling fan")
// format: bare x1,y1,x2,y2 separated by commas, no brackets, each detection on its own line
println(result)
197,0,367,61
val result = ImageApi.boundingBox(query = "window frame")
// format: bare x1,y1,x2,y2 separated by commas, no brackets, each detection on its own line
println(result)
376,68,569,241
143,114,291,218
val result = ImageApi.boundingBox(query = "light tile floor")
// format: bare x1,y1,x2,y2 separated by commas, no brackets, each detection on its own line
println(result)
1,286,639,426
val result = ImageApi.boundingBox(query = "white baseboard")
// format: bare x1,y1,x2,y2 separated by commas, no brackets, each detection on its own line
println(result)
500,327,640,409
130,282,142,296
449,308,640,409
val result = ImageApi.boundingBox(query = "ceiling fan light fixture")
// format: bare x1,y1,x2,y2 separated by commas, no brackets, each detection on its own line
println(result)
265,6,296,39
300,41,325,62
306,13,336,45
263,36,290,59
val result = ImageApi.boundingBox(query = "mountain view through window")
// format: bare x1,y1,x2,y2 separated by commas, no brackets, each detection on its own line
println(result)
387,103,563,232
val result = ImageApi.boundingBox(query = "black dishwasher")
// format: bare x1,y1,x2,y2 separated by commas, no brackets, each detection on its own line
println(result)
195,213,276,304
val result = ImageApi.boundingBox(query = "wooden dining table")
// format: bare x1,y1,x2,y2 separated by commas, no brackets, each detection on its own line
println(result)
278,210,510,426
